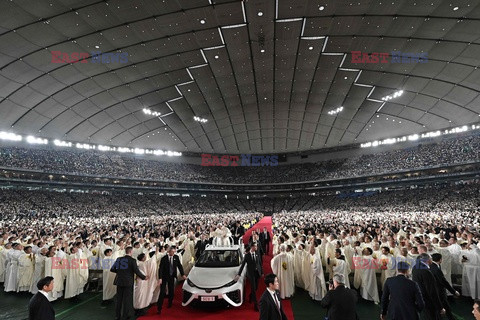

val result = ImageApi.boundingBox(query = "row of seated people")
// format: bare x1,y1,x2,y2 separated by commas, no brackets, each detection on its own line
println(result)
0,132,479,183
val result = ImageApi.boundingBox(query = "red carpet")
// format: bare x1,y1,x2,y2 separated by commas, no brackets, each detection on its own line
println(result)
139,216,294,319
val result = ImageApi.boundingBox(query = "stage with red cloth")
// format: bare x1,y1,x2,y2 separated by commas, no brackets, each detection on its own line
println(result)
139,216,294,319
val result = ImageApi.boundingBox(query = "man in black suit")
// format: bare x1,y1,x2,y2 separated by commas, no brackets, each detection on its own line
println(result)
110,246,148,320
381,261,425,320
320,273,358,320
194,233,208,260
260,227,272,256
431,253,460,320
259,273,288,320
157,245,186,314
235,243,263,311
232,221,245,245
412,253,445,320
29,276,55,320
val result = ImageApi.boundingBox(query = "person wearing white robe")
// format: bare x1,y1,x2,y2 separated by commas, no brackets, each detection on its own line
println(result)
270,245,294,299
359,248,379,304
380,247,396,288
4,243,23,292
437,241,453,287
133,254,149,312
0,243,12,283
293,244,306,289
64,247,88,299
44,251,65,301
461,244,480,299
352,244,363,289
17,246,34,292
102,248,117,302
332,257,351,289
309,247,327,301
30,248,47,294
214,224,232,246
302,245,314,293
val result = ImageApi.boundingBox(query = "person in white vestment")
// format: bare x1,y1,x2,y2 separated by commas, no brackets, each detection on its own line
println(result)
329,249,351,289
437,240,453,287
102,248,117,303
17,246,34,292
44,250,64,301
293,244,307,289
0,243,12,283
30,248,47,294
461,244,480,299
4,243,23,292
133,253,149,315
359,248,379,304
64,246,88,299
214,224,232,246
270,245,294,299
309,246,327,301
380,246,396,288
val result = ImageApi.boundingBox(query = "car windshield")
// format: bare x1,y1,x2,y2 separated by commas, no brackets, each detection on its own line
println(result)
196,250,240,267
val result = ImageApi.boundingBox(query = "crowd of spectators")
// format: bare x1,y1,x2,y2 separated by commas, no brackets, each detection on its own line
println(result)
0,133,479,184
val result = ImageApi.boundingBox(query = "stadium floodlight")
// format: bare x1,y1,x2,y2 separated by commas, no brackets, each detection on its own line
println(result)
54,140,72,147
134,148,145,155
381,90,403,101
76,143,94,150
328,106,344,115
98,145,113,152
194,116,208,123
143,108,161,117
0,131,22,141
26,136,48,145
407,134,419,141
117,147,132,153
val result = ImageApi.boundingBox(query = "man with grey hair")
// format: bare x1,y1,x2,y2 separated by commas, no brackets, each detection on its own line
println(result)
320,273,358,320
412,253,445,320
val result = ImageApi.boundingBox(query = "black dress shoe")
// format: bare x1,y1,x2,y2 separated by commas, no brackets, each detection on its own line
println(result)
167,302,172,308
254,304,259,312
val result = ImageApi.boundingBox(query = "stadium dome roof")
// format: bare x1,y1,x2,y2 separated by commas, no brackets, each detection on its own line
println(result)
1,0,480,154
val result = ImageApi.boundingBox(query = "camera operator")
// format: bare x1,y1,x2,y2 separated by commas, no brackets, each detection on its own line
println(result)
320,274,358,320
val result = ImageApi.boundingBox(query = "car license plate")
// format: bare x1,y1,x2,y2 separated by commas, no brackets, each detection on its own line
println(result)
201,296,215,302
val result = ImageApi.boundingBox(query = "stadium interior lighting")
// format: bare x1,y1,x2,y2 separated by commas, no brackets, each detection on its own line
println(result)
328,106,344,115
381,90,403,101
194,116,208,123
0,131,22,141
26,136,48,145
360,124,480,148
143,108,161,117
53,140,72,147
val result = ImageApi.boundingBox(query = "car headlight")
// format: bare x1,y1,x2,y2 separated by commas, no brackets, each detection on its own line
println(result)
187,278,196,288
223,280,237,287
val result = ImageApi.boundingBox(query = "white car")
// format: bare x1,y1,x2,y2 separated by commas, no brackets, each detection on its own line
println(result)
182,245,246,307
